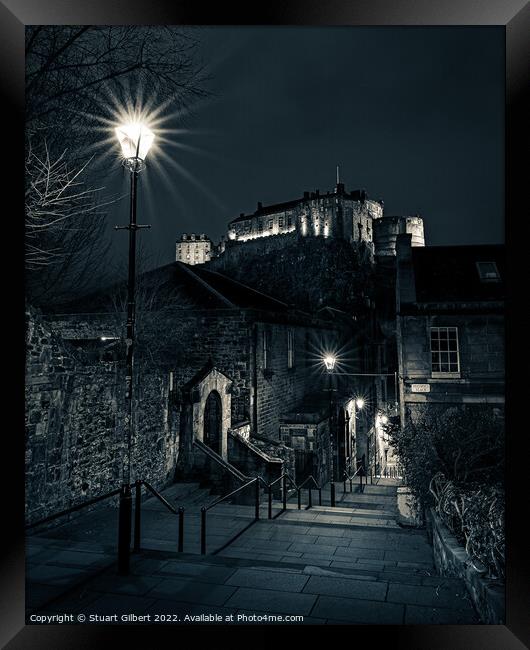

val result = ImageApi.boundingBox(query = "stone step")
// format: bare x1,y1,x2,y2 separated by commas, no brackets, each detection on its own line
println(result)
125,554,478,623
308,505,397,519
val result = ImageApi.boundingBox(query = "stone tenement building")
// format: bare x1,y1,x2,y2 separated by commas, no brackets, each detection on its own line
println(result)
395,235,505,426
175,181,425,265
175,233,213,265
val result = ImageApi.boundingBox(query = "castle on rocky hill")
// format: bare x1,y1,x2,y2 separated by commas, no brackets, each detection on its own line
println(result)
176,180,426,265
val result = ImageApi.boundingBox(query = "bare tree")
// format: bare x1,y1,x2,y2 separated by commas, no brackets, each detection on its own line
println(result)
26,26,210,159
25,26,211,306
25,141,116,304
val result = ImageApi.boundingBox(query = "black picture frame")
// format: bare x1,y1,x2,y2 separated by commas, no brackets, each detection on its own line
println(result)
3,1,529,647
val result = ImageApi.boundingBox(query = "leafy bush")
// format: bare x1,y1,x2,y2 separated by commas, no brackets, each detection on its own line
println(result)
430,473,504,579
388,405,505,578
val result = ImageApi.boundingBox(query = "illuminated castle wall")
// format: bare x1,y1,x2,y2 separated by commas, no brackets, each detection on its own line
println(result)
175,182,425,263
227,183,383,247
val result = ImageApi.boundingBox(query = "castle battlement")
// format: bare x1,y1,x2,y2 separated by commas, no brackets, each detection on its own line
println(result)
175,181,425,265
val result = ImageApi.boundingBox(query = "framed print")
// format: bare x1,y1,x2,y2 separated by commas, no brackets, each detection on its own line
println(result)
3,0,529,647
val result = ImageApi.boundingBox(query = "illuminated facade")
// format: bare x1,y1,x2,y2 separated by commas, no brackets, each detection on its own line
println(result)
175,182,426,264
227,183,384,246
175,233,213,265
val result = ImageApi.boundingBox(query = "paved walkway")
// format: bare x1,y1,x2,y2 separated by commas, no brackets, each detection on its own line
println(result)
26,479,479,624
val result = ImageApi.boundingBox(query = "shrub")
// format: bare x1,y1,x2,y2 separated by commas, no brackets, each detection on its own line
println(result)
388,405,505,578
430,473,505,579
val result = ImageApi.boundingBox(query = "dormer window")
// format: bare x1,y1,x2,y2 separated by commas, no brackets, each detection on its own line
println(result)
476,261,500,282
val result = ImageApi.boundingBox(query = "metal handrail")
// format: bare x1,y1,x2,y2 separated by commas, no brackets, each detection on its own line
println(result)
298,475,321,490
142,480,179,515
201,476,260,554
193,438,249,482
133,480,185,554
205,477,258,512
343,464,366,494
25,486,122,530
297,475,322,509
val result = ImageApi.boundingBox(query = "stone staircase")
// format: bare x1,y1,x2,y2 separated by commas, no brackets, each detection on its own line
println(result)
28,477,480,624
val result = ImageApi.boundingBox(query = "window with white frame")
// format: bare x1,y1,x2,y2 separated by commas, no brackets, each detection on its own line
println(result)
430,327,460,375
287,329,294,369
476,261,500,282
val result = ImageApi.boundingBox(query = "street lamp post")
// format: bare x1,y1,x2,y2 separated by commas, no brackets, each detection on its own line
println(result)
115,122,154,576
323,355,337,507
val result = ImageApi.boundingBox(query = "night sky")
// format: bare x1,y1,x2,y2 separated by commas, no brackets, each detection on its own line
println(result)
108,27,505,268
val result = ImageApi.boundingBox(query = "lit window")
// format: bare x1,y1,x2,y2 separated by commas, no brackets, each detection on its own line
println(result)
268,219,273,230
279,217,284,227
287,329,294,369
476,261,500,282
430,327,460,376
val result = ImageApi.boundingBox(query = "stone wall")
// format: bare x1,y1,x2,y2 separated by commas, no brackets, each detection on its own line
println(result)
428,509,505,624
254,322,323,441
25,306,177,525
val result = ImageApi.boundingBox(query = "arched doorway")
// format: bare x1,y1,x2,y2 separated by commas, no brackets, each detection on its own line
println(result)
204,390,222,455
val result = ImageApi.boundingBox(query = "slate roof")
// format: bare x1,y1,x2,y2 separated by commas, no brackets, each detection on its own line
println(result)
411,245,505,303
50,261,290,314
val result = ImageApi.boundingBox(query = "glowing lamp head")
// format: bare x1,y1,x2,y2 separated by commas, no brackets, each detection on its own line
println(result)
323,355,337,372
355,397,365,410
380,414,389,425
115,122,155,163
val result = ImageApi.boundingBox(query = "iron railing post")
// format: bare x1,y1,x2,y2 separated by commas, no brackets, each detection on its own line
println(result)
178,507,184,553
200,507,206,555
319,487,322,506
118,484,132,575
297,488,301,510
133,480,141,552
343,478,346,494
330,482,336,507
308,488,312,509
268,484,272,519
349,478,352,493
255,478,260,520
282,475,287,511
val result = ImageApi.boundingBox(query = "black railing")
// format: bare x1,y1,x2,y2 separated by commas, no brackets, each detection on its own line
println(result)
135,480,185,554
201,476,265,555
343,465,365,494
297,475,322,509
26,479,186,577
25,486,122,531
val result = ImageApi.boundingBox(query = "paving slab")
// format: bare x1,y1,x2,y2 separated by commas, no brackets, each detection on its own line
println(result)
225,587,317,616
303,575,388,601
311,596,404,624
88,575,164,597
386,582,472,609
146,577,237,606
27,564,93,588
225,568,310,593
154,560,237,583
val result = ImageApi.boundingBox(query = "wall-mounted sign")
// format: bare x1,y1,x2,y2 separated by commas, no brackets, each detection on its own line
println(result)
410,384,431,393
